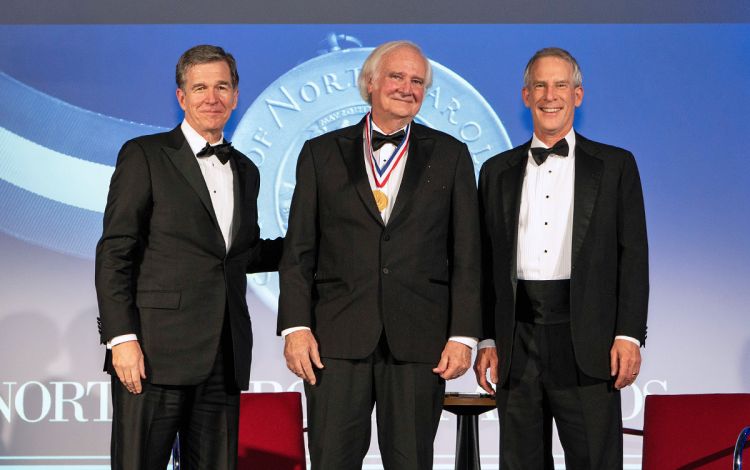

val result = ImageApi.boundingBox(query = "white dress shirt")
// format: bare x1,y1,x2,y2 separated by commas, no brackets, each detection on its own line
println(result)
364,121,409,225
517,132,576,280
107,120,234,349
184,120,235,251
479,129,638,349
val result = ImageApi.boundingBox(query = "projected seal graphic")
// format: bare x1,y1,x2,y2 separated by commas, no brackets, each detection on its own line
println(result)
232,34,512,309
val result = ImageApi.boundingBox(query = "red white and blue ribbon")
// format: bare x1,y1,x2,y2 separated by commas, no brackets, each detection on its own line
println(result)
364,112,410,188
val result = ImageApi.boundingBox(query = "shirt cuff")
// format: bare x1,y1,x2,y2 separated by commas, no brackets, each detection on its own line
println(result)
615,335,641,347
448,336,478,349
281,326,311,338
107,334,138,350
478,339,497,349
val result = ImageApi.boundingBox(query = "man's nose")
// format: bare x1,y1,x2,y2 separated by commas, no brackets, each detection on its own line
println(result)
205,87,219,102
398,79,413,95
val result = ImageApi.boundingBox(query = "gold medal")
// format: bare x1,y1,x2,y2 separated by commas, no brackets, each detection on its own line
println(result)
372,189,388,212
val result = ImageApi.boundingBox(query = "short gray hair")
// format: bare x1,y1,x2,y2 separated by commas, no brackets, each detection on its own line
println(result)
176,44,239,90
357,40,433,104
523,47,583,88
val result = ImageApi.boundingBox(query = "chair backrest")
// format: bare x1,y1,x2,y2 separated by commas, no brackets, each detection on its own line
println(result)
237,391,306,470
642,393,750,470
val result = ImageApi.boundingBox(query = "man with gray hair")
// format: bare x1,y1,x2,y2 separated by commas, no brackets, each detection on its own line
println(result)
278,40,482,469
474,47,648,469
96,44,281,470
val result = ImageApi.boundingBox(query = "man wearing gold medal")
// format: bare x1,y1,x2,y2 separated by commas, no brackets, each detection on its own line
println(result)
278,40,482,469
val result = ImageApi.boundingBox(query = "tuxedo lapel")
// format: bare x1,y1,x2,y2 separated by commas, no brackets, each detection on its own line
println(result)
163,128,222,234
338,122,384,226
388,127,431,225
503,145,528,282
228,150,245,254
572,135,604,266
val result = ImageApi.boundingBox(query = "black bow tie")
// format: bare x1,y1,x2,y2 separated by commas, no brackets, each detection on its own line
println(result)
197,142,233,165
530,138,569,166
372,130,406,151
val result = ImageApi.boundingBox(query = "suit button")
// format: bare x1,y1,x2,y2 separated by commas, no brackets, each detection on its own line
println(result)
382,268,390,275
383,234,391,241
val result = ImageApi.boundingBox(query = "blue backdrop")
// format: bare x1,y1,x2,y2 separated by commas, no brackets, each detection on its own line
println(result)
0,24,748,469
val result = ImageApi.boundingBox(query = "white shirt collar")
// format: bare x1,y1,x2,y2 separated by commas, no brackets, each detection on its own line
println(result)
180,120,225,156
531,127,576,153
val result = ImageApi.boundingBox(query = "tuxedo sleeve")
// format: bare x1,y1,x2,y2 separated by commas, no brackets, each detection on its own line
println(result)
615,151,649,345
447,144,482,338
95,140,152,344
277,141,318,334
477,163,496,341
247,237,284,273
233,161,283,274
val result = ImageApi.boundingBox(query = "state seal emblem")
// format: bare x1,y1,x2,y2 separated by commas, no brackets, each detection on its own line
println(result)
231,34,512,309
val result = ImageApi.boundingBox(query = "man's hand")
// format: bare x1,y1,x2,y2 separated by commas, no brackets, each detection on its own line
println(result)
610,338,642,389
473,346,499,395
432,341,472,380
112,340,146,394
284,330,324,385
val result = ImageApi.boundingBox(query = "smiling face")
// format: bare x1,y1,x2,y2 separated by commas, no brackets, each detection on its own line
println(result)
522,56,583,146
176,60,238,143
367,46,427,133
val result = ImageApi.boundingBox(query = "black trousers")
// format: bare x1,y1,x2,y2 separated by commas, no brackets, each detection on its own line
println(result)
497,280,623,470
305,335,445,470
110,330,240,470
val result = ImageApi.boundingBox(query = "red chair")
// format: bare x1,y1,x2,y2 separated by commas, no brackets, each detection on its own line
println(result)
237,392,306,470
633,393,750,470
171,391,306,470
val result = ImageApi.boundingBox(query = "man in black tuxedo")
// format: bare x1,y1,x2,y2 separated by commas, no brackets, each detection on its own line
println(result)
95,45,281,470
278,40,482,469
473,47,649,469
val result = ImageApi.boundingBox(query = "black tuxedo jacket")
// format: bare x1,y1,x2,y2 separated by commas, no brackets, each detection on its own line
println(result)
479,133,649,382
278,119,482,364
95,126,281,389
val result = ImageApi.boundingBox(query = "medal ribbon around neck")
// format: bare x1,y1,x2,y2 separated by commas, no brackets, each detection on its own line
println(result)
365,112,411,188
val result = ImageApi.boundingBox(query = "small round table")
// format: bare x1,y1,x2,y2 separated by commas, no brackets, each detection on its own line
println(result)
443,393,497,470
